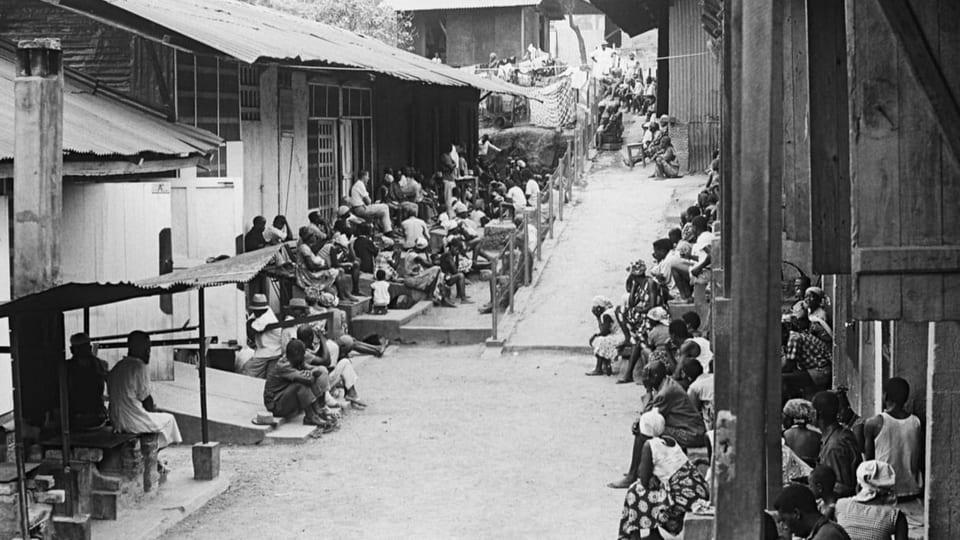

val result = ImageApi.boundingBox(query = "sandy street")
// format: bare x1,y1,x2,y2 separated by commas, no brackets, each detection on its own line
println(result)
160,133,704,540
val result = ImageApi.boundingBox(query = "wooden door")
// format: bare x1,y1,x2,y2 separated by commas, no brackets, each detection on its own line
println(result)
847,0,960,322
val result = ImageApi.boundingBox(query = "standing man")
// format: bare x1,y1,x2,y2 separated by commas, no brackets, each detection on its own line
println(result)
107,331,182,448
349,170,393,234
813,391,862,497
863,377,922,500
66,333,109,430
243,293,283,378
440,143,459,211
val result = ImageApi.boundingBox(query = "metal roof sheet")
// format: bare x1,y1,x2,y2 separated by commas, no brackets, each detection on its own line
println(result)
0,49,222,161
385,0,543,10
76,0,531,97
0,244,285,316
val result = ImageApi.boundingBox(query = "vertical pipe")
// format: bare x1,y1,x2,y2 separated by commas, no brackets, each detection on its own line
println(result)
522,214,530,285
490,266,499,340
82,307,90,335
56,313,70,475
198,288,209,444
9,319,29,540
535,200,542,261
548,175,555,238
508,232,515,313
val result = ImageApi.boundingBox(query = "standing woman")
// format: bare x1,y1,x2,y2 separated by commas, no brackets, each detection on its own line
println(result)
586,296,623,376
618,409,709,540
652,136,682,179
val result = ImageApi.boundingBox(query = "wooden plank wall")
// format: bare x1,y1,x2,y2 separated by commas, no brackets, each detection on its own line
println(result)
847,0,960,321
781,0,810,243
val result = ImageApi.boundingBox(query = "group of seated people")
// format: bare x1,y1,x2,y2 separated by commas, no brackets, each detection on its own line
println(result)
774,376,922,540
61,331,183,474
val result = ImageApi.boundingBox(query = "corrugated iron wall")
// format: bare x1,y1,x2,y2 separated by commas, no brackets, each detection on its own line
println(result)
668,0,720,172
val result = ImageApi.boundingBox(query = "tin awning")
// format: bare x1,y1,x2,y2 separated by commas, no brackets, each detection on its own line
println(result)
0,244,286,317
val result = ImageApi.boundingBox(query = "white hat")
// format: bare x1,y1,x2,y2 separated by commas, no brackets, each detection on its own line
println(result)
853,460,897,502
638,409,665,438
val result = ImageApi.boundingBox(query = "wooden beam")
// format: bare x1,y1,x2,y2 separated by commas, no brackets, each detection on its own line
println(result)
875,0,960,164
807,0,851,274
926,322,960,538
852,246,960,275
714,0,783,537
0,156,203,179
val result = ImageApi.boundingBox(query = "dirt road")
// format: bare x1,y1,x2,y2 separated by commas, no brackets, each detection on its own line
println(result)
160,131,705,540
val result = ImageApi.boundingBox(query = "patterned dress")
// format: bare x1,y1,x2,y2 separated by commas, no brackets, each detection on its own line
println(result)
592,308,625,360
619,437,709,538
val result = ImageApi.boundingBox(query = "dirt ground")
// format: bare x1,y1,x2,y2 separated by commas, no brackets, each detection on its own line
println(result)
159,117,706,540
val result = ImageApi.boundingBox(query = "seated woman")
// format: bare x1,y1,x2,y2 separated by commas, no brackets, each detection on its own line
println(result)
618,409,709,540
398,237,445,305
783,398,821,467
835,460,908,540
319,233,361,299
295,226,357,303
652,136,681,179
586,296,623,376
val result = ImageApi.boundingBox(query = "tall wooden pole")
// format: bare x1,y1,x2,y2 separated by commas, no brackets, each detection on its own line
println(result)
12,38,64,540
714,0,784,537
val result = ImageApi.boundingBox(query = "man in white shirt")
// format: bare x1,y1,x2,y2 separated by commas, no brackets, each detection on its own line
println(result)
242,293,284,378
108,331,182,448
525,176,541,206
349,170,393,234
651,238,693,301
507,181,527,212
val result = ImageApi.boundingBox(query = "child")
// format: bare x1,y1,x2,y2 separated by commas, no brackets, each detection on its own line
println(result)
370,270,391,315
809,465,838,521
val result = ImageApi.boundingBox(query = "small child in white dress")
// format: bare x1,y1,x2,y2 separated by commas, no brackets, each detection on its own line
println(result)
370,270,391,315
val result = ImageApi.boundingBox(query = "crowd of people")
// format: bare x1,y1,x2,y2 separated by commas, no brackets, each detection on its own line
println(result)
583,157,921,538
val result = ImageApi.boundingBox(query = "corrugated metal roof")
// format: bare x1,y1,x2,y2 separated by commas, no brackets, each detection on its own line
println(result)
137,244,286,289
385,0,542,10
71,0,530,97
0,244,285,316
0,48,222,161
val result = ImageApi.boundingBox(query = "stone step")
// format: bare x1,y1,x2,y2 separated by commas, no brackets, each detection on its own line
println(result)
398,325,490,345
262,413,320,444
339,296,371,321
350,301,434,341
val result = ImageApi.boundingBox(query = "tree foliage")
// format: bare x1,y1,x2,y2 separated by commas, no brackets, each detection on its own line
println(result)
242,0,414,49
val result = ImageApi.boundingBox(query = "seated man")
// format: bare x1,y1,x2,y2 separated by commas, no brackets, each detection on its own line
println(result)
400,207,430,250
782,316,833,399
349,170,392,234
296,325,366,409
439,239,472,305
608,360,707,488
650,238,693,302
107,331,182,448
66,333,109,430
263,340,338,430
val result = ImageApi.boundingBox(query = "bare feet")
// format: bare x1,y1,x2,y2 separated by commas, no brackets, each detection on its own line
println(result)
607,476,634,489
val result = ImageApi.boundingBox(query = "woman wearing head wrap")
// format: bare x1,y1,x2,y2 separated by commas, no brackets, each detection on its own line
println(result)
398,236,445,304
617,261,669,383
586,296,624,376
835,460,908,540
295,225,356,303
783,398,822,467
618,409,709,540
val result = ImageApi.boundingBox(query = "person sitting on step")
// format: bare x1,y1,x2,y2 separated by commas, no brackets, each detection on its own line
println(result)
262,339,339,431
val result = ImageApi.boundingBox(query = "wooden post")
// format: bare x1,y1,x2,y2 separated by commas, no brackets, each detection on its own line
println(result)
14,38,62,296
714,0,783,537
806,0,850,274
926,322,960,539
12,39,65,540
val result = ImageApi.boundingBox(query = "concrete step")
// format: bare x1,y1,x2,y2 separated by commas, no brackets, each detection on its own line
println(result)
350,301,433,341
339,296,371,320
153,362,270,445
262,413,320,444
398,325,490,345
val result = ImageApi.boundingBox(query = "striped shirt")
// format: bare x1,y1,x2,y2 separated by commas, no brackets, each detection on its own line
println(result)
786,331,832,371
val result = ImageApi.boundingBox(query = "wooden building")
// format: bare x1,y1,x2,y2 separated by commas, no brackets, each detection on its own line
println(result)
387,0,566,67
0,42,221,420
597,0,960,538
0,0,524,361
